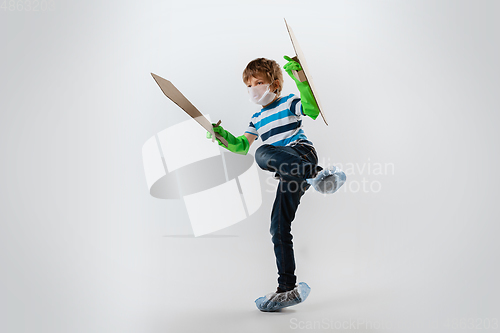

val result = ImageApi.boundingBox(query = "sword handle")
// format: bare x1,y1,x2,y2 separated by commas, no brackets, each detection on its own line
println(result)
212,120,228,148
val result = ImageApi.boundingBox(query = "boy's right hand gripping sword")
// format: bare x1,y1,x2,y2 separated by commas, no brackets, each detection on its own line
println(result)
206,121,250,155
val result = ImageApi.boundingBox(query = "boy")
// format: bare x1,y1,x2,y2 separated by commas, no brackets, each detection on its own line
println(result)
206,56,337,311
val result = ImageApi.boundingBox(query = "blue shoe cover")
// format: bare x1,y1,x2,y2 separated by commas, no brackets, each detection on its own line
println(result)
255,282,311,312
306,165,346,194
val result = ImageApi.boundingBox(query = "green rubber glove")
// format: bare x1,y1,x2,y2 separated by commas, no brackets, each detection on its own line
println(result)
206,124,250,155
283,55,320,120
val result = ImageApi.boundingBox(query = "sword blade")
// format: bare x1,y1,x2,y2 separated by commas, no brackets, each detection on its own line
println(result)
151,73,228,147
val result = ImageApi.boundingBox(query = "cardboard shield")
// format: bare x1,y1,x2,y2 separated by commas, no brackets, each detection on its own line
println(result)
284,19,328,126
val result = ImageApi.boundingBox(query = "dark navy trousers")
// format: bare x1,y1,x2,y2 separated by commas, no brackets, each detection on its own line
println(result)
255,142,319,290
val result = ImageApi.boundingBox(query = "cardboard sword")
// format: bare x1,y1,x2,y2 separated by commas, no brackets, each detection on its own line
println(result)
151,73,229,147
284,18,329,126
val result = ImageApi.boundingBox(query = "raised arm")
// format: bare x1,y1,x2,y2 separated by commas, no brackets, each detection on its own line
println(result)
283,55,320,120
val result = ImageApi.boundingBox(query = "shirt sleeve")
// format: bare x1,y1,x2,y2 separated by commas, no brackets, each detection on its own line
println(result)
245,121,259,140
289,94,304,117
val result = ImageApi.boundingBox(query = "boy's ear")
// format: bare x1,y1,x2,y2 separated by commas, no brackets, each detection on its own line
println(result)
273,80,280,93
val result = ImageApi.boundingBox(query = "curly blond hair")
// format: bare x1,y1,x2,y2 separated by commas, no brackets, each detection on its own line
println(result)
242,58,284,97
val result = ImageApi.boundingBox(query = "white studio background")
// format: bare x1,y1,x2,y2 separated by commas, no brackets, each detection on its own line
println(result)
1,0,499,332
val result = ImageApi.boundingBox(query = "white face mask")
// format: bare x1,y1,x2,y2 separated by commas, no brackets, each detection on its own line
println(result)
248,83,277,106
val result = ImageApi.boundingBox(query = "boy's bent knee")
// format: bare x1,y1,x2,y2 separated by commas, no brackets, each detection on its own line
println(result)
255,144,273,157
255,144,275,170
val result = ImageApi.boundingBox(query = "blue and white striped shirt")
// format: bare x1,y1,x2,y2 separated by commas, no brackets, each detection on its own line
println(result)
245,94,313,147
